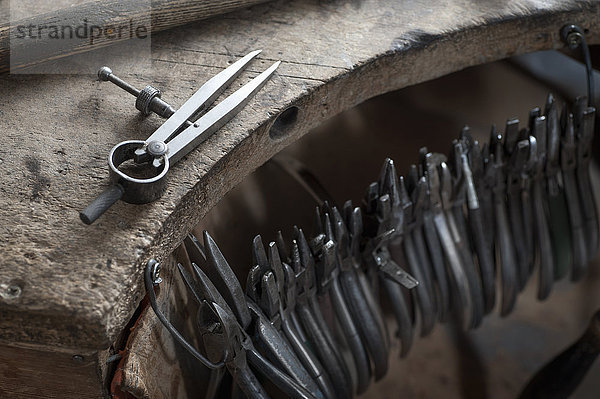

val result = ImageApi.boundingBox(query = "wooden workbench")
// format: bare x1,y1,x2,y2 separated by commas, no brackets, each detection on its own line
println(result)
1,0,599,397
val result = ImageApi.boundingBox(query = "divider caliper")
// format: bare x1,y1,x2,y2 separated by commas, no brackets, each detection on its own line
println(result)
80,50,280,224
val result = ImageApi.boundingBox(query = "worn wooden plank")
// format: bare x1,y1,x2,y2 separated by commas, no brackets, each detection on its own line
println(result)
0,0,598,355
0,0,274,73
0,343,104,398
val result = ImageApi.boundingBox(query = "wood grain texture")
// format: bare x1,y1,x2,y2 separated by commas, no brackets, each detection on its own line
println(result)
0,343,103,398
0,0,273,73
0,0,599,354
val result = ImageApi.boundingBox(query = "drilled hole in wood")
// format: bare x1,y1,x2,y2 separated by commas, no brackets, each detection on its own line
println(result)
269,106,299,140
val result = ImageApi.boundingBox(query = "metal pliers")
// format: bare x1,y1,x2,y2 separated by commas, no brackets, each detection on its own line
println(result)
560,111,588,281
189,232,319,399
481,142,498,266
363,188,415,357
418,149,452,322
146,232,316,399
311,208,371,396
369,160,419,288
400,169,437,336
342,202,391,377
436,155,484,328
454,133,496,314
573,100,598,263
249,236,337,399
544,94,573,280
462,129,496,266
488,129,519,316
290,228,354,399
422,152,475,329
245,236,327,399
504,119,535,290
446,142,474,260
362,166,418,356
529,115,555,300
446,141,486,326
320,204,390,385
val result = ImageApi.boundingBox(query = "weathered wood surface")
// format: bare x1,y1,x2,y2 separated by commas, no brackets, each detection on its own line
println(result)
0,343,103,398
0,0,274,73
0,0,599,355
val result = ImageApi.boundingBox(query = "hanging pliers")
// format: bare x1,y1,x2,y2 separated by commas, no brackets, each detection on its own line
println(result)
561,111,588,281
154,231,317,399
399,169,437,336
245,236,327,399
488,129,519,316
573,100,598,263
362,159,418,355
248,236,337,399
290,228,354,399
422,152,475,329
529,115,555,300
319,203,390,387
504,119,535,290
454,134,496,314
544,94,573,280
